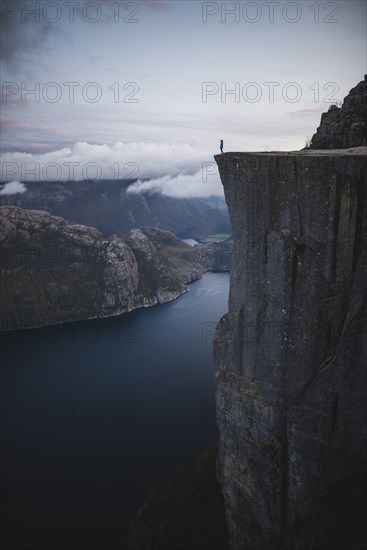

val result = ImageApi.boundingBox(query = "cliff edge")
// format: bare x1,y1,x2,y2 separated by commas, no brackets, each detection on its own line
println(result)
214,148,367,549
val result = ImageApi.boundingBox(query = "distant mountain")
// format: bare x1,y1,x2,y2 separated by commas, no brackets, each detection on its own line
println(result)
0,206,208,331
0,180,231,239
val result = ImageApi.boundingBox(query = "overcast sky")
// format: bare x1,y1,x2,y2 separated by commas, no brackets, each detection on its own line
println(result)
0,0,366,194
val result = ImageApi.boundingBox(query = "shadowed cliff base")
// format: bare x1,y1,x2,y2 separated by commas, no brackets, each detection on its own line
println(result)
125,441,230,550
280,474,367,550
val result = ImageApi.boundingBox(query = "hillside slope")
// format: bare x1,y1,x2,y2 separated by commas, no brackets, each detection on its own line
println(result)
0,206,207,331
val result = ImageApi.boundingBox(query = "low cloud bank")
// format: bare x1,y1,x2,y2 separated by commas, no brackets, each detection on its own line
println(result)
127,171,222,198
0,141,223,198
0,180,27,195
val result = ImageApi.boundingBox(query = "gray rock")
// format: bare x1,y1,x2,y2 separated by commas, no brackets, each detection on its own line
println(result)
0,206,207,331
310,76,367,149
214,148,367,549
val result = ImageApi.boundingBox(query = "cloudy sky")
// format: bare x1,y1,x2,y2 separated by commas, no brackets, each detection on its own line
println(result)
0,0,365,194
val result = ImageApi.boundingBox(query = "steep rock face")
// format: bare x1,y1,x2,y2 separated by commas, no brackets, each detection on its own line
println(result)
310,76,367,149
214,148,367,549
0,206,207,331
204,238,233,272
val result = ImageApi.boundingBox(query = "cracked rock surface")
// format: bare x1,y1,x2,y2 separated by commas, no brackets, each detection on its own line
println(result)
310,76,367,149
214,148,367,549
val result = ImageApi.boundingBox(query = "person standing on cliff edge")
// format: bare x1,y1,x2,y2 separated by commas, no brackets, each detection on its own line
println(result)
220,139,224,154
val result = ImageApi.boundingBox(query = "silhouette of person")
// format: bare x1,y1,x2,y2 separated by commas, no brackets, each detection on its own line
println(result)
220,139,224,154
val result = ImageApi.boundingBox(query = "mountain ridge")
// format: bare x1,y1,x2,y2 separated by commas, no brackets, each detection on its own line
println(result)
0,205,208,331
0,179,230,240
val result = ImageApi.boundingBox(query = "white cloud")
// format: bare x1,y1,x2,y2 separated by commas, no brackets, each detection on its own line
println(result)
0,141,223,197
127,170,223,198
0,180,27,195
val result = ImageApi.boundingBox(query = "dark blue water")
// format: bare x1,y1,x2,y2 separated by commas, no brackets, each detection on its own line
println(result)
0,272,229,550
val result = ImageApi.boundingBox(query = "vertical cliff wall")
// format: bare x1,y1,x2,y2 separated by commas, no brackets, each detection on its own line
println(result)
214,148,367,549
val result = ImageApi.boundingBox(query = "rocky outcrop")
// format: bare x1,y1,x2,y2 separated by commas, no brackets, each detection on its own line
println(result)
126,442,230,550
214,148,367,549
0,179,230,239
203,238,233,272
0,206,207,331
310,76,367,149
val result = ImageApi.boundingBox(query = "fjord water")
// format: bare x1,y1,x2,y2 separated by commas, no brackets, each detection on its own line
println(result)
1,272,229,550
